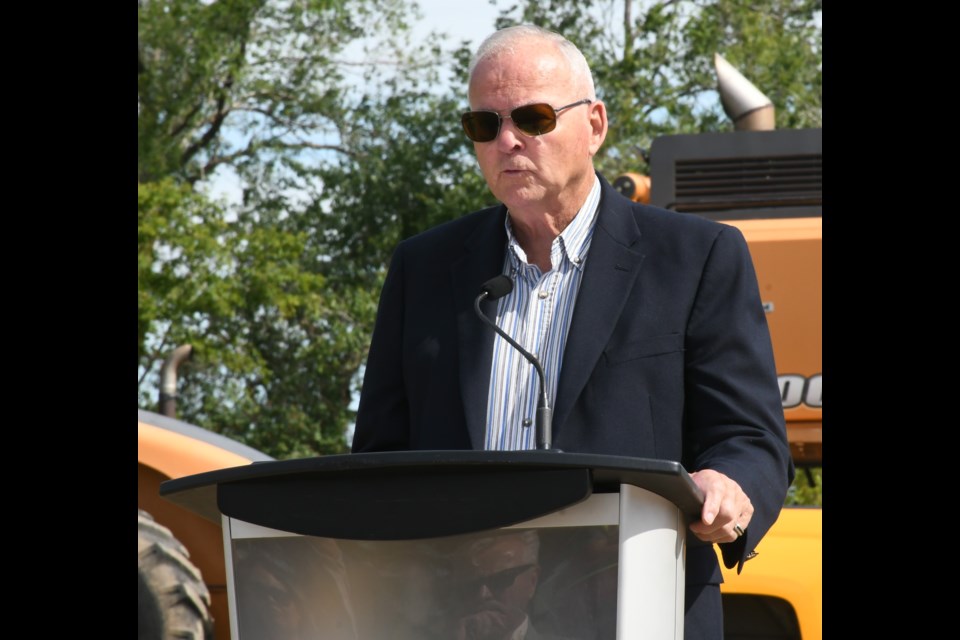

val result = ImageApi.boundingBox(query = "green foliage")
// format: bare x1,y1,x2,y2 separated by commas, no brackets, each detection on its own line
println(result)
785,467,822,507
139,0,821,460
492,0,822,176
138,0,439,458
138,0,268,182
314,91,495,286
138,179,233,365
138,178,369,456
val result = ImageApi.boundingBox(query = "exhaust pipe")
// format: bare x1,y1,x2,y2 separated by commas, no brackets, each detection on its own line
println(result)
715,53,775,131
159,344,193,418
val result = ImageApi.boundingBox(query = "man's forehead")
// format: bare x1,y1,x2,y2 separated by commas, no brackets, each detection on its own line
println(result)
471,42,568,81
463,533,536,569
468,51,571,107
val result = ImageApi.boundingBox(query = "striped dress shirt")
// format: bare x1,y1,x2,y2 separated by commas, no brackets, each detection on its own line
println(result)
484,176,602,450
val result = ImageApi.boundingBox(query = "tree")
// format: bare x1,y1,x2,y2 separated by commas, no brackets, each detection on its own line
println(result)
492,0,822,177
139,0,822,460
138,0,462,457
785,467,822,507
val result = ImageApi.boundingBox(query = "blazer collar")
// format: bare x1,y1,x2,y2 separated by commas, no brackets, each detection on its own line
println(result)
553,175,646,435
451,205,509,449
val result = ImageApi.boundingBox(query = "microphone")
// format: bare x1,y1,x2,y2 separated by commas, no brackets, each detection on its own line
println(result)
474,275,555,451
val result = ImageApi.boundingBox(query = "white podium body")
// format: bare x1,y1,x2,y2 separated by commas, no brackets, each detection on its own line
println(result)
162,451,702,640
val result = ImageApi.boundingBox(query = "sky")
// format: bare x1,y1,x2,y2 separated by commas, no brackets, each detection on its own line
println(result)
205,0,509,206
204,1,820,205
413,0,505,45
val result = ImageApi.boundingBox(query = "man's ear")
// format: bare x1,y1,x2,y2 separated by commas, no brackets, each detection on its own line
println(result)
588,100,608,155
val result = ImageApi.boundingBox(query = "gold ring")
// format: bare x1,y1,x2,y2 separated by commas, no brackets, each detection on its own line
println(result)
734,524,745,538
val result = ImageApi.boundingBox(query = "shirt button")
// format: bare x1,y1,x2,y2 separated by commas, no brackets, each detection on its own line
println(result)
522,418,532,427
538,291,548,299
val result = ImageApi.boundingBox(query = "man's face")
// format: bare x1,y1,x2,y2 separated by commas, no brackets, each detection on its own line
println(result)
467,40,606,219
451,534,540,640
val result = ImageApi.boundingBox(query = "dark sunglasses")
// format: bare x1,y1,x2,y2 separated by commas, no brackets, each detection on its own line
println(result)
455,563,536,597
461,99,592,142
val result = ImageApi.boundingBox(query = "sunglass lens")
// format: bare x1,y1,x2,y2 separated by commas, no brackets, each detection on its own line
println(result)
462,112,500,142
512,104,557,136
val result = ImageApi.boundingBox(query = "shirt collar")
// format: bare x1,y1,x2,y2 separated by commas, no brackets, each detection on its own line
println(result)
504,174,601,272
511,616,530,640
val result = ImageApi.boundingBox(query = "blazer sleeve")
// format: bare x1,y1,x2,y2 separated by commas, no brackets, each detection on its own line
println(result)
682,225,795,572
351,246,411,453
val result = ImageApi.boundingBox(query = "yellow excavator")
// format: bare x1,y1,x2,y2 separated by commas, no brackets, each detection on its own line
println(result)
614,54,821,640
138,346,273,640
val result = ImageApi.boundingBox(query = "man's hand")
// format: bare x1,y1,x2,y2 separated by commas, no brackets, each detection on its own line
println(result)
689,469,754,544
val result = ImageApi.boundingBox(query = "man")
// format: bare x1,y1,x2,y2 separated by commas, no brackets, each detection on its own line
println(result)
353,24,793,639
444,530,569,640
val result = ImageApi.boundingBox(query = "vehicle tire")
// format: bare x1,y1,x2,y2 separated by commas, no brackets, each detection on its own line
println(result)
138,509,213,640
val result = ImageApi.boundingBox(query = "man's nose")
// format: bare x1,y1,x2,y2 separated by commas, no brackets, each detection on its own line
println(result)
495,117,525,150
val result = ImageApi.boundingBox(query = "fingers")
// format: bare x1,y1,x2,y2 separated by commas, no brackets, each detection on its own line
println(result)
689,469,754,544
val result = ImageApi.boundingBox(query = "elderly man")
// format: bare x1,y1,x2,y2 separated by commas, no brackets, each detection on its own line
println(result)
445,531,557,640
353,24,793,639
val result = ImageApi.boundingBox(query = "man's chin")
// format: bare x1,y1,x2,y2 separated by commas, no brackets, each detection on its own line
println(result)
496,187,547,213
459,606,521,640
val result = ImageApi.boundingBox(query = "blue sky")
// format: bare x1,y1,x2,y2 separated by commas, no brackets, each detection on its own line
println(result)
415,0,503,44
204,1,507,207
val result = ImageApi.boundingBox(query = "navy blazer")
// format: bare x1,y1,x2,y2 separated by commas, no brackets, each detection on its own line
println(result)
353,174,793,585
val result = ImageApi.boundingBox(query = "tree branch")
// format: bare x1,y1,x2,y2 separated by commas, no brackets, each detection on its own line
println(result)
197,136,356,180
181,36,249,170
168,100,206,141
181,78,233,170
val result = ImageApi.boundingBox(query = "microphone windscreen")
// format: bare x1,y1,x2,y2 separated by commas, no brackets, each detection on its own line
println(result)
481,275,514,300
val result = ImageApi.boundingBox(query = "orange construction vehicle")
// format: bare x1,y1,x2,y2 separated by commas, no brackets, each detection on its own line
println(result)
138,408,273,640
614,54,822,640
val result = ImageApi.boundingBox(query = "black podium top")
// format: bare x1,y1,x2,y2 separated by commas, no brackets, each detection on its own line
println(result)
161,451,704,540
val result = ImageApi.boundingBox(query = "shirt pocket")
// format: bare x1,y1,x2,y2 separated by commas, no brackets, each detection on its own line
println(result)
604,333,684,364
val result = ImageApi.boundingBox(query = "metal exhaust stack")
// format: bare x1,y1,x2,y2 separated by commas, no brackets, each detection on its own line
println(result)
159,344,193,418
715,53,775,131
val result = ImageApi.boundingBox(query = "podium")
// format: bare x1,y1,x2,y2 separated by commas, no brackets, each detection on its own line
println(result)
162,450,704,640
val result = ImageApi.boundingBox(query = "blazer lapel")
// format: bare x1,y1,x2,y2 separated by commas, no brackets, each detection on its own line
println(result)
452,206,509,449
554,180,646,436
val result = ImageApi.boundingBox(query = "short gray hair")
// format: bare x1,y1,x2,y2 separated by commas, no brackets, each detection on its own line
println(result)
465,529,540,565
468,25,596,99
